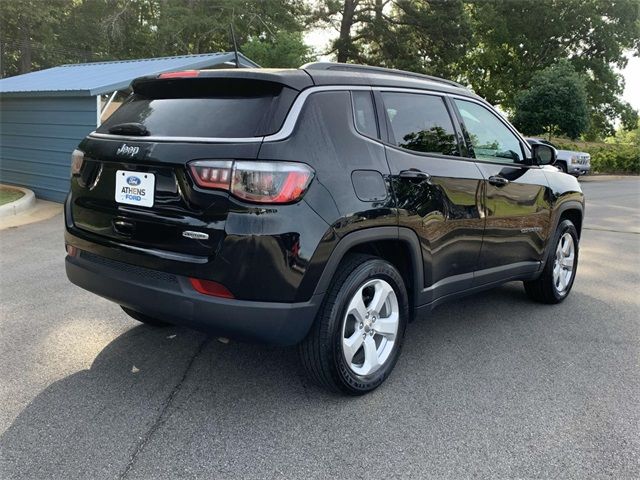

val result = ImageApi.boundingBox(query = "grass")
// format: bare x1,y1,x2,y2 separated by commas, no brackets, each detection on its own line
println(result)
0,187,24,206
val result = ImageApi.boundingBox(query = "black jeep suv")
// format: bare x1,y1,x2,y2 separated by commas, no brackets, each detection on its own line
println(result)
65,63,584,394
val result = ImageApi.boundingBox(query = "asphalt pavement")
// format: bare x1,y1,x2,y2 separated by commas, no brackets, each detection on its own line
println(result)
0,177,638,479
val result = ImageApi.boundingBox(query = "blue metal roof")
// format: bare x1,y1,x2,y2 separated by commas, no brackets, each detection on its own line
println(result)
0,52,258,97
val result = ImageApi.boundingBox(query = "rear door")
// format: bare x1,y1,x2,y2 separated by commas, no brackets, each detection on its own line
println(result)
378,90,485,302
451,98,552,284
69,76,298,259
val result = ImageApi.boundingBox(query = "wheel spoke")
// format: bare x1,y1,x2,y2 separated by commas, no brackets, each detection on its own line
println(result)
342,331,364,363
374,313,398,339
558,269,567,290
562,238,572,256
564,269,573,287
361,336,379,374
369,281,393,315
556,243,563,259
561,254,574,269
347,289,368,324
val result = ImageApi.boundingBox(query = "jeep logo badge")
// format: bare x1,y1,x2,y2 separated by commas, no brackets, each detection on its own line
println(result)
116,144,140,157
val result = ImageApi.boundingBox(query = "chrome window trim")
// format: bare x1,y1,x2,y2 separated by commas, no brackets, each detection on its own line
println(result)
373,86,466,95
263,85,372,142
349,88,379,140
88,85,371,144
87,84,486,145
89,132,264,143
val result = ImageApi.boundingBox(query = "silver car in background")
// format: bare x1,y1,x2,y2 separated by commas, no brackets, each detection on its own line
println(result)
526,138,591,176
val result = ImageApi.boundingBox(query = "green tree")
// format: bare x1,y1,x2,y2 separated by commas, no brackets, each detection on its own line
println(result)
315,0,471,76
0,0,74,76
320,0,639,138
242,31,314,67
312,0,374,63
1,0,313,77
150,0,311,57
617,100,640,133
59,0,157,61
512,61,589,139
363,0,472,78
462,0,640,137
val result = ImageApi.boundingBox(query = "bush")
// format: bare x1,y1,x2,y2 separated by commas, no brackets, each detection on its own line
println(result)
552,139,639,174
513,61,589,139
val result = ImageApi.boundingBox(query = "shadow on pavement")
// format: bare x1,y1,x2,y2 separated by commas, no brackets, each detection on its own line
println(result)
1,283,637,479
0,325,210,479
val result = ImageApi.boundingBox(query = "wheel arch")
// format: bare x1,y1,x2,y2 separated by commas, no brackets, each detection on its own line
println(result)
541,200,584,268
559,208,583,238
313,227,424,310
555,200,584,237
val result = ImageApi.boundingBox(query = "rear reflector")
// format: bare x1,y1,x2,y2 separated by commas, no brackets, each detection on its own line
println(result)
70,149,84,176
189,160,314,204
158,70,200,79
66,245,78,257
189,278,234,299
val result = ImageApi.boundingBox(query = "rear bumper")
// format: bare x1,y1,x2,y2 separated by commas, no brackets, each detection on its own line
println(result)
65,250,322,346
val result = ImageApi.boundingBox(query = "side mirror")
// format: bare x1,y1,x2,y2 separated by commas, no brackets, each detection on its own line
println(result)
531,144,556,165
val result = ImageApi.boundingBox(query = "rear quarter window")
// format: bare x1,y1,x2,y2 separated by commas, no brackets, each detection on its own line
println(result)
351,91,379,138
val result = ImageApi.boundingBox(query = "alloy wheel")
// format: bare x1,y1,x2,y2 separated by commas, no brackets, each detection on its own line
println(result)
553,232,575,294
341,278,399,376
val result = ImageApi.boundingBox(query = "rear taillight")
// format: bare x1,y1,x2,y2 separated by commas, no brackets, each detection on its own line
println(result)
189,161,233,189
189,161,314,204
70,149,84,176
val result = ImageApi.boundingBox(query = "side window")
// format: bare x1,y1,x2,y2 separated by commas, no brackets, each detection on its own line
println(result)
454,99,524,163
381,92,459,156
351,91,379,138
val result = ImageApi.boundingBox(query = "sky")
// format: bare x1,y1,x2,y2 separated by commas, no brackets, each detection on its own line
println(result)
304,29,640,112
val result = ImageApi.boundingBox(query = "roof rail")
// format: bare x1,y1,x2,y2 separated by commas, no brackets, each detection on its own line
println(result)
301,62,465,89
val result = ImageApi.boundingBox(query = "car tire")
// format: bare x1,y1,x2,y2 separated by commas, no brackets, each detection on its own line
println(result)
556,162,568,173
299,253,409,395
121,306,171,327
524,219,579,304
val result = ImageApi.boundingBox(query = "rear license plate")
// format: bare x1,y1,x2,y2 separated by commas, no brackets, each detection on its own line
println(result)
115,170,155,207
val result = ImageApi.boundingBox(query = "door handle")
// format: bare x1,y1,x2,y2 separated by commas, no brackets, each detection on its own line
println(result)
399,169,430,181
488,175,509,186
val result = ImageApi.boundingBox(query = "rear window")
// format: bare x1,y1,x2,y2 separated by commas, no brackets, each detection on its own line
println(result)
97,78,296,138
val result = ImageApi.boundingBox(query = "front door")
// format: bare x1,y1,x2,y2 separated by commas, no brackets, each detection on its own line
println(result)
378,91,485,303
452,98,552,285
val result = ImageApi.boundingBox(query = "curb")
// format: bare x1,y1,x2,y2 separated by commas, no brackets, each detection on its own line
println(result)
0,185,36,218
579,175,638,182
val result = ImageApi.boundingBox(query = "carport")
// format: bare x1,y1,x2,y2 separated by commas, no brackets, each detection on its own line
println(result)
0,52,258,202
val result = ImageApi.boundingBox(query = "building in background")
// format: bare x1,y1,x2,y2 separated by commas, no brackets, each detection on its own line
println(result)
0,52,258,202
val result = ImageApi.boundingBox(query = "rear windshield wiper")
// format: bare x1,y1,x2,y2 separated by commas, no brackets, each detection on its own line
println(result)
108,122,149,136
